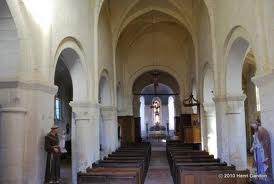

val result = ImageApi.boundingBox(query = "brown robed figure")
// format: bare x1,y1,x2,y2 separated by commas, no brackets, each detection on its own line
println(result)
44,125,61,184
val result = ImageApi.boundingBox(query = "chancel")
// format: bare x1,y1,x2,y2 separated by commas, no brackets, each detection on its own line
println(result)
0,0,274,184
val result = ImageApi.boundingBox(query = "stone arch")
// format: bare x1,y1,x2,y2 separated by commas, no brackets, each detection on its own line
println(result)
97,0,212,52
115,7,194,48
5,0,28,38
0,1,21,79
201,63,217,157
202,63,215,104
130,67,182,116
53,40,91,184
223,26,257,97
98,69,117,158
218,26,257,169
99,69,113,106
128,65,182,96
53,37,89,101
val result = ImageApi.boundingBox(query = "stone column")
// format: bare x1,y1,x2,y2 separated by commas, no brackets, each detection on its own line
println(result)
133,95,141,117
100,106,118,157
214,95,247,170
0,81,58,184
70,101,99,184
174,96,181,116
203,103,217,157
253,70,274,177
0,107,27,184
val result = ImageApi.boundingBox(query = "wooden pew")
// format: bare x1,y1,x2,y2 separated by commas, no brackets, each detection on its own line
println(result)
78,142,151,184
78,170,139,184
92,162,145,183
166,142,251,184
178,167,250,184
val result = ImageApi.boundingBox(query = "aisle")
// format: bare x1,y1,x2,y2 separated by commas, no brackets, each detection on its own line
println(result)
145,141,173,184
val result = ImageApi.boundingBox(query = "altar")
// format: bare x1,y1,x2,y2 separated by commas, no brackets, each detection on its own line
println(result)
148,123,166,140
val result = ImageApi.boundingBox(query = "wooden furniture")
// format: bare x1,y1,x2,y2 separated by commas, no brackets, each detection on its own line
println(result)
78,142,151,184
179,114,201,143
166,140,250,184
134,117,142,142
118,116,135,144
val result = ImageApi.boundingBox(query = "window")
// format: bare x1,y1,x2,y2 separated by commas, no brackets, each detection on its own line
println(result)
255,86,261,112
140,96,145,132
168,96,175,130
55,96,62,120
151,99,161,124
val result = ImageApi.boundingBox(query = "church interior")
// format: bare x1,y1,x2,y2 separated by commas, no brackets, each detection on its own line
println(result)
1,0,274,184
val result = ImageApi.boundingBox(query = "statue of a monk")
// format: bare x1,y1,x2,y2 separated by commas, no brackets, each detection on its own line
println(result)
250,120,272,178
44,125,61,184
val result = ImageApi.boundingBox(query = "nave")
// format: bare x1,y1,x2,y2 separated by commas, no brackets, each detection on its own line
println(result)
1,1,274,184
75,139,270,184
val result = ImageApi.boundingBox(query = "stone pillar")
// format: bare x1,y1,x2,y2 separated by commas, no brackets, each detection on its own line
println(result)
100,106,118,157
0,81,57,184
0,107,27,184
214,95,247,170
133,95,141,117
203,103,217,157
70,101,99,184
174,96,181,116
253,70,274,177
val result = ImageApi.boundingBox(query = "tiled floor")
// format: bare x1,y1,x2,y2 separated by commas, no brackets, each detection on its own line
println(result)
144,140,173,184
60,159,72,184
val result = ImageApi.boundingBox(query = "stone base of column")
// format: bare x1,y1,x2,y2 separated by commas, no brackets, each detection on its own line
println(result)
214,95,247,170
0,107,27,184
70,101,100,184
100,106,118,155
203,103,217,157
0,81,57,184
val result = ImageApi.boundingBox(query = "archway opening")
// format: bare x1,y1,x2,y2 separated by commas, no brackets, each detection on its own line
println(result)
225,34,260,170
202,65,217,157
54,58,73,183
133,70,180,141
98,73,113,158
0,0,20,79
53,47,88,183
242,50,260,171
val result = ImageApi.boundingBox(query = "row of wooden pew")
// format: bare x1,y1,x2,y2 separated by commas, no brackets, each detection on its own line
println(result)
166,140,251,184
78,142,151,184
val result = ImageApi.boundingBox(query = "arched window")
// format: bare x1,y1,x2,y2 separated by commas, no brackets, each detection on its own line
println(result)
255,86,261,112
151,98,161,125
168,96,175,130
140,96,145,132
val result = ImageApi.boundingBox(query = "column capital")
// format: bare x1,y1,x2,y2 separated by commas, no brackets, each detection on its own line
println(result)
0,80,58,94
252,69,274,87
70,101,100,120
213,94,246,102
100,106,117,121
213,94,246,114
0,107,27,113
203,102,216,114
